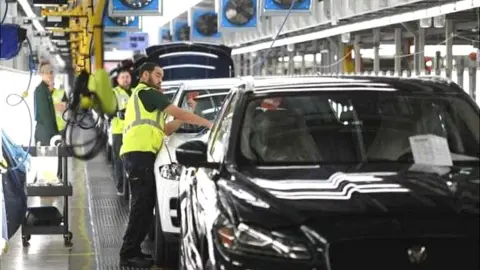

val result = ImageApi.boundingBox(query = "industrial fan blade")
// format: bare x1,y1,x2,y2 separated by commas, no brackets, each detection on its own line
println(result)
119,0,154,9
177,25,190,41
224,0,255,26
195,13,218,37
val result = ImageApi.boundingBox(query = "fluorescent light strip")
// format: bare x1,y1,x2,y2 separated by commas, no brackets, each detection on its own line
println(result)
159,52,219,58
232,0,480,55
162,64,216,70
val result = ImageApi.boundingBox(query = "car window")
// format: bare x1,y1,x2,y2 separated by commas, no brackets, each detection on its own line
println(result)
210,92,239,161
239,90,479,165
176,89,229,133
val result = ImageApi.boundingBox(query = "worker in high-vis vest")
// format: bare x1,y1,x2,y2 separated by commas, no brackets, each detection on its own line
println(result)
48,80,67,180
50,84,67,132
119,62,212,268
111,68,132,195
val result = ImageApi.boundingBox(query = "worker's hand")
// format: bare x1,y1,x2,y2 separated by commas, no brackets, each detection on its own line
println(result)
207,122,213,129
55,103,66,112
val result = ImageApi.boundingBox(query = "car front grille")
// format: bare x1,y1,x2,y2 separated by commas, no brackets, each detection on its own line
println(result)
327,237,479,270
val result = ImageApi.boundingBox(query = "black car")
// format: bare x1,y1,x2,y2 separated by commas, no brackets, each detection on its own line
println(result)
175,76,480,270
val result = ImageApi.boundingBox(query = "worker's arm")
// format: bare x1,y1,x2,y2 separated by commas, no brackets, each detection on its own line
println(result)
139,90,213,129
163,105,212,128
164,119,184,135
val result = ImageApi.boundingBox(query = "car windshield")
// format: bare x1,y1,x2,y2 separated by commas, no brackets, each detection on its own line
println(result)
177,89,229,133
239,91,479,165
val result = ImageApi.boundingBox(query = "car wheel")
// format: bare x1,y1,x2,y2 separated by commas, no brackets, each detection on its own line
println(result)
154,201,177,267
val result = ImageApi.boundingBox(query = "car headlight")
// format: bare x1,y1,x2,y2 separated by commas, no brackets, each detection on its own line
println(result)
215,219,311,260
159,164,181,181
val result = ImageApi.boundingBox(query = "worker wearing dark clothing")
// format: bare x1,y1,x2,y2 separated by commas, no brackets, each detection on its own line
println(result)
34,62,58,146
111,69,132,195
119,62,213,268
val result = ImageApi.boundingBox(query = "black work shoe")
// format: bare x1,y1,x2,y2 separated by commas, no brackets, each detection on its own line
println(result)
139,252,153,260
120,256,153,268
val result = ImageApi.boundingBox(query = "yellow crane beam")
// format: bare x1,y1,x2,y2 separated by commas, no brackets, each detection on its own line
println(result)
40,0,107,73
41,0,116,116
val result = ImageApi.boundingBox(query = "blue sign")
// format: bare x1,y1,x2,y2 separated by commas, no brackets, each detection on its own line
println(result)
109,0,162,16
104,16,141,32
104,31,128,40
104,32,149,51
190,7,221,41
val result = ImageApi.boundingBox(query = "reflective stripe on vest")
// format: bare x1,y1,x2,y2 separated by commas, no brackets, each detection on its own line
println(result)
52,89,66,131
123,90,163,133
111,86,130,134
120,84,165,155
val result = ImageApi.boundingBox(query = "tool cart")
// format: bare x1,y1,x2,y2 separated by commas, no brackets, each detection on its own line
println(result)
21,144,73,247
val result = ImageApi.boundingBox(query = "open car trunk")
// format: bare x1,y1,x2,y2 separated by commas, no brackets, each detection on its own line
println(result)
143,42,235,81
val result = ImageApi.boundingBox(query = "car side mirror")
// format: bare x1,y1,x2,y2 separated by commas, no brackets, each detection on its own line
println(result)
176,140,219,169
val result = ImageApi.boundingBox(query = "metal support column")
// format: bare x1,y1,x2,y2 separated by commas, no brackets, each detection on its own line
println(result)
300,52,306,75
312,40,319,74
373,29,380,75
418,25,426,75
456,57,464,88
337,36,344,74
243,54,249,76
288,45,294,75
271,53,278,75
445,19,454,79
354,35,362,74
250,52,257,76
394,28,402,76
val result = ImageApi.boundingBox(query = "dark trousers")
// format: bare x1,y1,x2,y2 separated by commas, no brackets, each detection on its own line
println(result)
120,152,157,258
112,134,124,191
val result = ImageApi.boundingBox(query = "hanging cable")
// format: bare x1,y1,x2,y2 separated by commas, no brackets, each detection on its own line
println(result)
251,0,297,75
0,0,8,24
59,68,109,160
4,37,35,171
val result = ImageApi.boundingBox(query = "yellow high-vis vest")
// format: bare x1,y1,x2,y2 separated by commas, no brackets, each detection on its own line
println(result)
120,83,166,156
52,88,66,131
111,86,131,134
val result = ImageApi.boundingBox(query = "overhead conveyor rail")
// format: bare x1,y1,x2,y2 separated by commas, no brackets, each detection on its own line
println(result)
230,0,480,54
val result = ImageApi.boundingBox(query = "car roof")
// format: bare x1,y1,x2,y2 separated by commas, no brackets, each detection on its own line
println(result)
244,75,464,95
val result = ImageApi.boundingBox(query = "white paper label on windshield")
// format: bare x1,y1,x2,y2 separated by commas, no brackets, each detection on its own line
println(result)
409,134,453,167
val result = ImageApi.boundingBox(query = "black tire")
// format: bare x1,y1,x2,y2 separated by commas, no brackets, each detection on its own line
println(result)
148,214,155,241
154,201,177,267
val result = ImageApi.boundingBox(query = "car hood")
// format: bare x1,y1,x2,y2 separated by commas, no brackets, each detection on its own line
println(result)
219,163,480,241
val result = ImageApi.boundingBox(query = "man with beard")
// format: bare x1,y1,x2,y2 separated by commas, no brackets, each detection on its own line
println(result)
119,62,213,268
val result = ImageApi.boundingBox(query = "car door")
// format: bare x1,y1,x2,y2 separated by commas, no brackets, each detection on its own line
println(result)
189,91,240,258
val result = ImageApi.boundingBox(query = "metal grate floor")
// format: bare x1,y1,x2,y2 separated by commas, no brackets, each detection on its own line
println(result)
85,153,162,270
